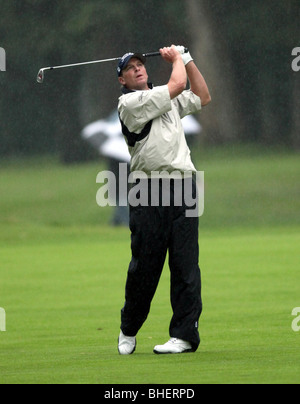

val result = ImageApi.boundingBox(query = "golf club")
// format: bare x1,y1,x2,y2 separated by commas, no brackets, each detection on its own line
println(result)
36,48,189,84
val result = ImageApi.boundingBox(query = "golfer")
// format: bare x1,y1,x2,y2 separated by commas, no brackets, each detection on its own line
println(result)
117,45,211,354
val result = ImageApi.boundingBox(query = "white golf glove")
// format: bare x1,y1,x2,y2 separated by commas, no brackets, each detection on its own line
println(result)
176,45,193,66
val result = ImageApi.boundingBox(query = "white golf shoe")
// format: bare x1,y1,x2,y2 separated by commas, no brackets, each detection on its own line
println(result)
118,330,136,355
153,338,193,354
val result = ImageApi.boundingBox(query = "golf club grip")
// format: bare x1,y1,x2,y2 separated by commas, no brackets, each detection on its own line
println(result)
144,48,189,58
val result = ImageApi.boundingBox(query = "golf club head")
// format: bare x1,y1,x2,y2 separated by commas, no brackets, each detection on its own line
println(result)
36,69,44,84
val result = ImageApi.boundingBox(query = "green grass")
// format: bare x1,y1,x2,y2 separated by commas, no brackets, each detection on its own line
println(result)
0,146,299,384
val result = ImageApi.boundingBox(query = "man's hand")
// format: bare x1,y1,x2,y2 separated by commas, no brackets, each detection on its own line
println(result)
159,45,182,64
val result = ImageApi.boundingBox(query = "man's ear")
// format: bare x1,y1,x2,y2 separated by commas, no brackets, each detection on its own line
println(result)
118,76,126,86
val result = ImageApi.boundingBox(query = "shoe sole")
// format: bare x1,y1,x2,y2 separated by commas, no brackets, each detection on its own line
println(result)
153,348,193,355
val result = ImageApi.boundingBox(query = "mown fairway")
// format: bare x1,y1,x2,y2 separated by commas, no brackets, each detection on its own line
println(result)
0,147,299,384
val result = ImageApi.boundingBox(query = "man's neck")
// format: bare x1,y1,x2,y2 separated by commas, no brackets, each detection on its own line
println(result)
122,83,153,94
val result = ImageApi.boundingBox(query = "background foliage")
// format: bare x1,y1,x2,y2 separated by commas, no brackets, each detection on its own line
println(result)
0,0,299,162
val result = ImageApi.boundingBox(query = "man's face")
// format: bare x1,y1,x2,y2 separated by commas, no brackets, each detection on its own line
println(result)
118,58,149,91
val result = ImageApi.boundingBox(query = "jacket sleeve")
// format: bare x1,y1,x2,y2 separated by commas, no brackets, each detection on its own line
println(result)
172,90,202,119
118,85,172,134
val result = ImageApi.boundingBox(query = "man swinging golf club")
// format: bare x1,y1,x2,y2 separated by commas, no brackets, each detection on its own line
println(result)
117,45,211,354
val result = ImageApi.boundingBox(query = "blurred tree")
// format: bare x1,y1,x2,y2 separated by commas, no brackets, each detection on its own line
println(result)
186,0,244,143
208,0,300,146
0,0,299,161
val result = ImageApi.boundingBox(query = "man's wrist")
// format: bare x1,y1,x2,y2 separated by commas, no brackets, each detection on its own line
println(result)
182,52,193,66
173,54,184,64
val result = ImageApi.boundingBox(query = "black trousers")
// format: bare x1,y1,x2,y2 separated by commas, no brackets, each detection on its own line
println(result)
121,178,202,352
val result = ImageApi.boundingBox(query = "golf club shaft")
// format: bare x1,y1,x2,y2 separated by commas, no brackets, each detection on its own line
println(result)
37,48,189,83
43,56,121,72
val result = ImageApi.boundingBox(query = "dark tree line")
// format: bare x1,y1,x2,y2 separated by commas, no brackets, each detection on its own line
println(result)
0,0,299,162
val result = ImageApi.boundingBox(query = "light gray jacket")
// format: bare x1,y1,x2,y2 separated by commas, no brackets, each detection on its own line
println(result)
118,85,202,178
